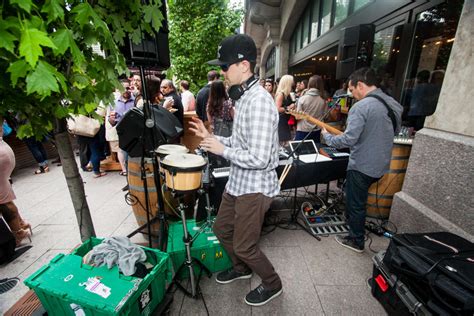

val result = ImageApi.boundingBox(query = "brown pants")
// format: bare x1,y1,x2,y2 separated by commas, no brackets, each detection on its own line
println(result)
213,192,282,290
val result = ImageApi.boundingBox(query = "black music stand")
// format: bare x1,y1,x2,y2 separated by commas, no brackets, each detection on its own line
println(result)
119,66,183,250
285,130,321,241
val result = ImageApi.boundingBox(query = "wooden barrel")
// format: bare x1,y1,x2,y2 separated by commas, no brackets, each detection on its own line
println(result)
127,158,178,243
366,144,412,219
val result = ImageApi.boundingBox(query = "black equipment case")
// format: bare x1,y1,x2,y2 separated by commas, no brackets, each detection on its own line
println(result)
371,251,431,315
381,232,474,315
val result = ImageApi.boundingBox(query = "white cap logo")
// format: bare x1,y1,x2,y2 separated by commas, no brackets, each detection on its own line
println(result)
217,45,222,58
238,53,244,59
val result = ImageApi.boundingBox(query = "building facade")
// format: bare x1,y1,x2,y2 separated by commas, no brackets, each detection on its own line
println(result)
245,0,473,240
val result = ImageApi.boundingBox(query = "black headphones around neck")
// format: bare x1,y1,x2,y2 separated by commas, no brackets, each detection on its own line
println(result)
228,76,258,101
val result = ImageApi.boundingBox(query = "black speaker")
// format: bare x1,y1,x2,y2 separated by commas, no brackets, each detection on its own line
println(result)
336,24,375,79
116,107,183,157
120,0,171,69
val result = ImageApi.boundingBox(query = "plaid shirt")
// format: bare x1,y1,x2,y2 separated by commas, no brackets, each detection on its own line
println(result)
215,83,280,197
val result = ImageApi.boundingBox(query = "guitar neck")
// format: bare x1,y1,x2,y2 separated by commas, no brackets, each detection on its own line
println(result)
304,116,343,135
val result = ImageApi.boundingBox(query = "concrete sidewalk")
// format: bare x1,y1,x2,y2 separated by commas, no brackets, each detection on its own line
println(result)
0,161,388,315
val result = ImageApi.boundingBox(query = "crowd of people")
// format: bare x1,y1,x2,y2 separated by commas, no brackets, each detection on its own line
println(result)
1,31,404,308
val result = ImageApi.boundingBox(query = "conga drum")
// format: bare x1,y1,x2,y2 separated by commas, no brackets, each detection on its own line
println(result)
161,154,206,193
366,144,412,219
127,157,179,243
156,144,188,161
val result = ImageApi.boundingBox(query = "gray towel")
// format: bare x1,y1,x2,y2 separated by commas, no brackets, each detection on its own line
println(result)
88,237,147,276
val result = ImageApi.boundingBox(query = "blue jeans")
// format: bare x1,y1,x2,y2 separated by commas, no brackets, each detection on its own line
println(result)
89,138,103,174
345,170,378,247
24,137,48,166
295,130,321,143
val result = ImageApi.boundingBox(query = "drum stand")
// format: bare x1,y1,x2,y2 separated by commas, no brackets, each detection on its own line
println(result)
196,186,215,233
172,195,211,298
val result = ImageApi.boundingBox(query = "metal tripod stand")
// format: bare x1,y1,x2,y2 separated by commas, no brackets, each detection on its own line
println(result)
172,196,212,298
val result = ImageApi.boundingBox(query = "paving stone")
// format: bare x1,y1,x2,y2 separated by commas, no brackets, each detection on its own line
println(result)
0,158,385,315
317,285,387,315
248,246,325,315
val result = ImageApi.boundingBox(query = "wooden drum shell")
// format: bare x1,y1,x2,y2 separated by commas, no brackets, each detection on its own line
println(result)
161,154,206,192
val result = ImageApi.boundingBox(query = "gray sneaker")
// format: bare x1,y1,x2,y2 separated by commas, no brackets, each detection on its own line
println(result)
335,235,364,253
244,284,283,306
215,268,252,284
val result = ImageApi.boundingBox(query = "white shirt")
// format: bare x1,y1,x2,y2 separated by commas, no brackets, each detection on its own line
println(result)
181,90,195,112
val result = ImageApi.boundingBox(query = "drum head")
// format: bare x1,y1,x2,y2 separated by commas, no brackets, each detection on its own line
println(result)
156,144,188,155
161,153,206,170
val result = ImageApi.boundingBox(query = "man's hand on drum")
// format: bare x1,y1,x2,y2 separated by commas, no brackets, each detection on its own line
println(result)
200,137,225,155
189,117,211,139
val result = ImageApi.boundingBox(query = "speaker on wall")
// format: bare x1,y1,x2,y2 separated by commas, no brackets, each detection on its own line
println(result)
120,0,171,69
336,24,375,79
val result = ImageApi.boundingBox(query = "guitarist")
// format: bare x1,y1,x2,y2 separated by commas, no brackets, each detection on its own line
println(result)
321,67,403,253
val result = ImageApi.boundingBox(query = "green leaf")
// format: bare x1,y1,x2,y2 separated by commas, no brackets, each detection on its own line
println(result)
41,0,65,23
0,29,16,53
85,102,97,113
52,28,72,55
19,28,57,66
10,0,34,13
1,17,21,31
151,7,164,31
69,39,85,67
54,105,70,118
26,61,59,97
72,3,94,27
72,73,89,89
7,60,31,86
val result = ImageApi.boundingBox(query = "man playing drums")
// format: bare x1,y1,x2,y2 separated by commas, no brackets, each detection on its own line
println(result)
190,34,282,306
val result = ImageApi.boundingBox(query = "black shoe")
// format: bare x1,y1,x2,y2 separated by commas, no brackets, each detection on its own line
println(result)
244,284,283,306
215,268,252,284
122,184,129,191
335,235,364,253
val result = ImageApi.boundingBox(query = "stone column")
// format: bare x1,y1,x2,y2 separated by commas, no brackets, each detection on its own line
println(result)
277,40,289,77
389,1,474,241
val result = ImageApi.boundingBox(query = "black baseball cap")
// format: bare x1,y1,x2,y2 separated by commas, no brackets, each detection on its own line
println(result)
208,34,257,66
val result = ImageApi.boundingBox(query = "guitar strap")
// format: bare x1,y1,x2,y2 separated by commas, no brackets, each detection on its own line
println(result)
366,94,397,134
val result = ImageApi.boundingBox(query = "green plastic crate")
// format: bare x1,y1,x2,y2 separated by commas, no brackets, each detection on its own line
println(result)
24,237,173,316
167,219,232,279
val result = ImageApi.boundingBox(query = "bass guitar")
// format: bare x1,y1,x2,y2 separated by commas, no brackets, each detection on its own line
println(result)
286,109,343,135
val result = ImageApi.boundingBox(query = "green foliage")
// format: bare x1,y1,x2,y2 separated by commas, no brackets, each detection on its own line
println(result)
0,0,164,138
167,0,243,93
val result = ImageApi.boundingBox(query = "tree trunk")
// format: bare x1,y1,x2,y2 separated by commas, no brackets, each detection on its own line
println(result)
54,118,96,241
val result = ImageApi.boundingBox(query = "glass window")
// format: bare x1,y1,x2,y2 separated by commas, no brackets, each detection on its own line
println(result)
354,0,371,12
302,9,310,47
334,0,350,25
266,47,276,71
320,0,332,35
296,22,302,50
290,35,295,55
371,23,404,98
401,1,463,130
311,0,320,41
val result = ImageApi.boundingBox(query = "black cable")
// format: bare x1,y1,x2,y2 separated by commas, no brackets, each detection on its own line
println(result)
124,192,153,218
365,233,378,253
